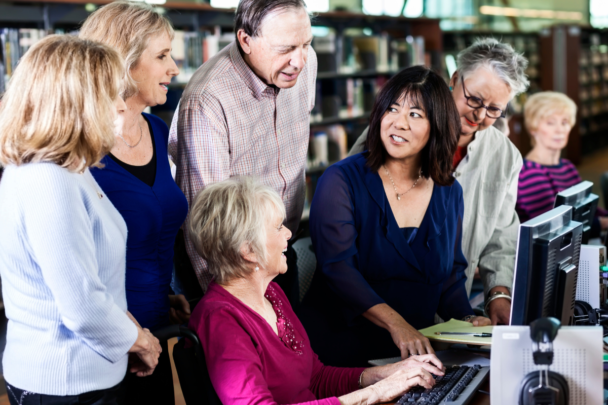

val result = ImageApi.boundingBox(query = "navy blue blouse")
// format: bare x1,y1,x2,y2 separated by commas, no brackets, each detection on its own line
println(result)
299,153,473,366
91,113,188,331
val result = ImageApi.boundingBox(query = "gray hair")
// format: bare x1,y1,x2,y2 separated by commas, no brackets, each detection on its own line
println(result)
188,177,286,285
457,38,529,98
234,0,308,39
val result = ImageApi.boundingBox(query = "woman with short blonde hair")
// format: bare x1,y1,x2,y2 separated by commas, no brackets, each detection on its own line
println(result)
80,3,187,403
0,34,161,405
516,91,608,229
188,176,445,405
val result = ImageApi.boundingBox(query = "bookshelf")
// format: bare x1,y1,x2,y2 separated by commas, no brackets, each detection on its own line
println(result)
539,26,608,164
442,31,541,157
0,0,443,221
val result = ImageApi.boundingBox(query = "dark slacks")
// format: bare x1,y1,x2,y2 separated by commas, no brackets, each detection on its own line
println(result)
6,382,121,405
117,340,174,405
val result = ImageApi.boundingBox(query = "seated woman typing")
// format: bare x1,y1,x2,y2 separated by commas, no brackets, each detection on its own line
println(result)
516,91,608,230
299,66,490,368
187,177,446,405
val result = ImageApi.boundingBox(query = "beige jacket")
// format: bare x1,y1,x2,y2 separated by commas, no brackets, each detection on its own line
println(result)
349,125,522,297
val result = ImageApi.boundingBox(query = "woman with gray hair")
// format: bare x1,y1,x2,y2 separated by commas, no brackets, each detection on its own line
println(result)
188,176,446,405
349,38,528,326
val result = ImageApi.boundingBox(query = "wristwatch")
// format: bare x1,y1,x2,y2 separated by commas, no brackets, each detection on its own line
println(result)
484,291,512,315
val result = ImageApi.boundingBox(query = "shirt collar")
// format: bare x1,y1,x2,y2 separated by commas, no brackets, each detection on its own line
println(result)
230,42,276,99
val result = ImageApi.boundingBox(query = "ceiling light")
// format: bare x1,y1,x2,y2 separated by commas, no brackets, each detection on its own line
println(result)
479,6,583,21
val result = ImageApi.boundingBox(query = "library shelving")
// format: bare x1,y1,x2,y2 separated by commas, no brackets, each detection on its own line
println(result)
539,25,608,164
0,0,443,221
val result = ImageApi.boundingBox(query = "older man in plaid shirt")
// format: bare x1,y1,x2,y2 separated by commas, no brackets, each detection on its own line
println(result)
169,0,317,306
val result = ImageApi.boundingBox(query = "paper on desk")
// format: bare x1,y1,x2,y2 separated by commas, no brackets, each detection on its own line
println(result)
419,318,493,346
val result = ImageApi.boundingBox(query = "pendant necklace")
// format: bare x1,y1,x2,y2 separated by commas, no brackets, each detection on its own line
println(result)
383,165,422,201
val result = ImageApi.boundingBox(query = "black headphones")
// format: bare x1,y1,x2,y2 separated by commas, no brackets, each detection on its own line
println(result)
573,300,608,329
519,318,569,405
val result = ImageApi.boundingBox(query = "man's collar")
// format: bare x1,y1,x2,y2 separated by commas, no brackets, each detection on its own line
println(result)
230,42,276,98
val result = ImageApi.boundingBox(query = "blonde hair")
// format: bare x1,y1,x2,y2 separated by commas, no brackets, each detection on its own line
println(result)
79,1,174,99
188,177,286,285
524,91,577,135
0,35,123,172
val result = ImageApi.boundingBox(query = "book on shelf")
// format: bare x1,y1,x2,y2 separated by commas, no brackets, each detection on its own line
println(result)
312,32,426,74
171,28,233,84
0,28,67,93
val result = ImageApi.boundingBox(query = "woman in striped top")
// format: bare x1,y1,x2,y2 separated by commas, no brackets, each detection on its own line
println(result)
516,91,608,230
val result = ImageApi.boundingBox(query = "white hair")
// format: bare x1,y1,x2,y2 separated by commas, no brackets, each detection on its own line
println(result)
188,177,286,284
457,38,529,98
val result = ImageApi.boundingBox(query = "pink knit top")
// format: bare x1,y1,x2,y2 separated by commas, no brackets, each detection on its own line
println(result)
189,281,366,405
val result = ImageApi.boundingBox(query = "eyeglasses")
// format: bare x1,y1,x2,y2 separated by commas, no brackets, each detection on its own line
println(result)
461,76,507,119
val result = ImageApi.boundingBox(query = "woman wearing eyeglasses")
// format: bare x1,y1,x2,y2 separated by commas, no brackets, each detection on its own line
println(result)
303,39,529,367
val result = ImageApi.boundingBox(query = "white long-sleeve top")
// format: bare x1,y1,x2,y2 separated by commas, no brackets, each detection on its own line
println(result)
0,163,138,395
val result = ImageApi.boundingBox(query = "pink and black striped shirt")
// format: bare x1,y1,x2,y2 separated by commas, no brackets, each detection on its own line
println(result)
516,158,582,223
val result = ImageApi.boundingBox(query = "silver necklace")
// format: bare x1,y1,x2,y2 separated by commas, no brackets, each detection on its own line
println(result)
383,165,422,201
118,121,143,148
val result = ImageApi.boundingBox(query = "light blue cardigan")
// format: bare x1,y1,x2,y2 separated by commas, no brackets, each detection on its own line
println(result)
0,163,138,395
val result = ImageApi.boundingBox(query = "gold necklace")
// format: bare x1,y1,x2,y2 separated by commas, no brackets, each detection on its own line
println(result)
383,165,422,201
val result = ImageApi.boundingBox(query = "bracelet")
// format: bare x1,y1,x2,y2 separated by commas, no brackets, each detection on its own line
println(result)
358,370,365,389
484,292,512,315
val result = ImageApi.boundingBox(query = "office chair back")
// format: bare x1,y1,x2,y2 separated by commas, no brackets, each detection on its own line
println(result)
153,325,222,405
293,237,316,302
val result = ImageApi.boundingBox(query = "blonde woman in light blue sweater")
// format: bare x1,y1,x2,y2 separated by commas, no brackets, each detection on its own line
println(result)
0,35,161,404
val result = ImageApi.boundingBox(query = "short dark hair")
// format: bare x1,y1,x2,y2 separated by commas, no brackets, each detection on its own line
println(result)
364,65,460,186
234,0,308,39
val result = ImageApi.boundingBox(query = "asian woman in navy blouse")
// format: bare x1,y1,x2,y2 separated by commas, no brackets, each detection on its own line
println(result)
299,66,490,368
80,3,188,404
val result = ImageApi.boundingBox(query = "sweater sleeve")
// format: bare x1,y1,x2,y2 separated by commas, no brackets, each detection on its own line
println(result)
309,353,365,399
196,304,342,405
19,167,137,363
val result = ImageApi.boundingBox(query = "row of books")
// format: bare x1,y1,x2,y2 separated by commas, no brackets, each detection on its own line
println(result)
313,33,426,74
311,76,388,123
171,29,233,84
0,28,69,94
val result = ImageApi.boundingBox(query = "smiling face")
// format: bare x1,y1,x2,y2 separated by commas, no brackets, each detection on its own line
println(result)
380,93,431,161
531,112,572,153
129,32,179,107
238,8,312,89
263,212,292,276
450,68,511,137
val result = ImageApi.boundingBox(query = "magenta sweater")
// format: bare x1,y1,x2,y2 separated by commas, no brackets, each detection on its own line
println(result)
190,281,365,405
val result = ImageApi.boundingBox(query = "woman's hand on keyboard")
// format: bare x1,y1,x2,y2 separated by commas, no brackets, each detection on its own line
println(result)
361,355,445,387
367,367,436,404
338,368,436,405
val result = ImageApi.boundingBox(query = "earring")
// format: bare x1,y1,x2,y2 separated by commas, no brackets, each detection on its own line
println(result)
255,266,259,271
449,86,453,91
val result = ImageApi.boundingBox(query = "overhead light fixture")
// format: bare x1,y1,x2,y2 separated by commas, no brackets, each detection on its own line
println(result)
479,6,583,21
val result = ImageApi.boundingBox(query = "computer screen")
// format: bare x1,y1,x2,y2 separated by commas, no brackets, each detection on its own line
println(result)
510,205,583,326
554,180,598,244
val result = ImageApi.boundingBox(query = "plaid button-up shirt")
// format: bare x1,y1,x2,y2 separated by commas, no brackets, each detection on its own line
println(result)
169,41,317,290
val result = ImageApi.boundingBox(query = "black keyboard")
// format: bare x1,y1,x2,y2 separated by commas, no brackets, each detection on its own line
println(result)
395,364,489,405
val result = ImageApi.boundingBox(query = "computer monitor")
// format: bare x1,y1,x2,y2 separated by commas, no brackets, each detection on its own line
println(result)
554,180,598,244
510,205,583,326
